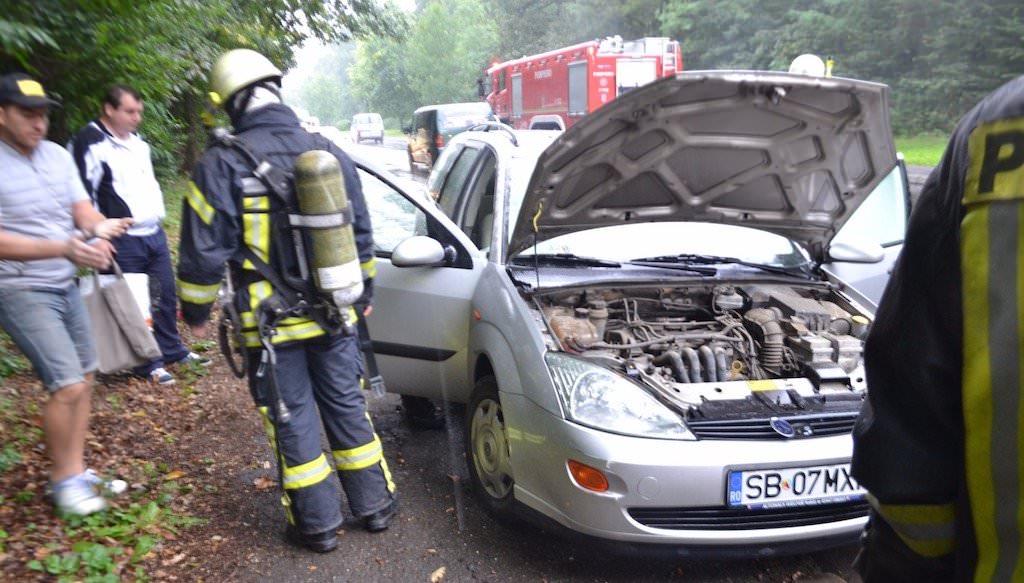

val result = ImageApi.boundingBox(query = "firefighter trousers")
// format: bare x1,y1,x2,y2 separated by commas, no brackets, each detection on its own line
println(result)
247,332,396,535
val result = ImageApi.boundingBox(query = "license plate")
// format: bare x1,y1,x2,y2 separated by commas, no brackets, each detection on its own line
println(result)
727,463,865,509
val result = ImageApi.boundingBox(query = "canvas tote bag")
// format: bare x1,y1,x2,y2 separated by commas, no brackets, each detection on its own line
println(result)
81,261,161,374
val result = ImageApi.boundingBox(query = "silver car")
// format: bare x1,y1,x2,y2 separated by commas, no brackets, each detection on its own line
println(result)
354,70,909,555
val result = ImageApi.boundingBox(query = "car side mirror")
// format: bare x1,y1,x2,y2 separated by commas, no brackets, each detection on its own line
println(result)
828,240,885,263
391,236,452,267
402,124,412,134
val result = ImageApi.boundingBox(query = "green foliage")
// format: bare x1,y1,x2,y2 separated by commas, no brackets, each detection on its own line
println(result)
24,499,207,580
0,339,29,379
350,36,418,121
1,0,404,175
0,443,22,474
291,44,361,127
895,134,949,166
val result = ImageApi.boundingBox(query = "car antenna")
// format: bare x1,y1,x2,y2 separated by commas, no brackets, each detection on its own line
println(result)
532,202,543,289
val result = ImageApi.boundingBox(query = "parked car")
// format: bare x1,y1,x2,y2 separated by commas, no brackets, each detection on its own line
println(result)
351,112,385,144
405,102,496,173
356,70,909,555
527,114,566,131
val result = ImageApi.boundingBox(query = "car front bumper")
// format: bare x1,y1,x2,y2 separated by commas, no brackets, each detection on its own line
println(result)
500,391,867,552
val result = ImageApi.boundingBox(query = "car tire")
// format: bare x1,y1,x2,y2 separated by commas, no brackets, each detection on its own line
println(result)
401,395,446,430
465,376,516,518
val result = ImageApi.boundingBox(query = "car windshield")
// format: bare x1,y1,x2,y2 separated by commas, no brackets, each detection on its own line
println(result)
438,105,496,131
515,222,809,268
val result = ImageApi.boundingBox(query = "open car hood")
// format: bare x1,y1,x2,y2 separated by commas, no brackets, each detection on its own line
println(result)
509,71,897,262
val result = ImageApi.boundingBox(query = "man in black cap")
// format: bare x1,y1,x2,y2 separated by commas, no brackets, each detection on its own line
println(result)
0,72,132,515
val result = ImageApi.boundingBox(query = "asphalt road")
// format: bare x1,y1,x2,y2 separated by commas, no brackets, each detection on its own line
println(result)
230,394,858,583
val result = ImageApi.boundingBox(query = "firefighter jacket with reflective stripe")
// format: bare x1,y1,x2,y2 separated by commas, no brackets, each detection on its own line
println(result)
177,104,376,346
852,75,1024,582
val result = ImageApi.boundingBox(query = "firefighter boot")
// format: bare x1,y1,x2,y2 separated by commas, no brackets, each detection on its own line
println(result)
364,498,399,532
285,524,339,553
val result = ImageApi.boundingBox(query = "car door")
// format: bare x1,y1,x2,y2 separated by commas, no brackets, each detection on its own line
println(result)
354,158,487,402
825,159,911,307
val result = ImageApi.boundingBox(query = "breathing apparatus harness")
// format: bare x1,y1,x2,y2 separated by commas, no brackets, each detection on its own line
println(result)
211,128,364,418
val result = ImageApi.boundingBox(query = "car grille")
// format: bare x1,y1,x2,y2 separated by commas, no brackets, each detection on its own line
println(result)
628,499,868,530
686,412,858,440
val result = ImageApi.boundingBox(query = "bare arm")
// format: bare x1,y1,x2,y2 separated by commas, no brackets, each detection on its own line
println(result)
71,200,132,240
0,225,112,269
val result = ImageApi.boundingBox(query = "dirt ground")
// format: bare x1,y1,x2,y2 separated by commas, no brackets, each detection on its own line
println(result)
0,351,283,582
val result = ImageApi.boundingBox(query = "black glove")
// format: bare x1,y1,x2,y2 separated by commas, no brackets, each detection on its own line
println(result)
355,278,373,312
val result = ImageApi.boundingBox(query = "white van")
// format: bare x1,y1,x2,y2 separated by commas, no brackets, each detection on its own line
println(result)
351,112,384,144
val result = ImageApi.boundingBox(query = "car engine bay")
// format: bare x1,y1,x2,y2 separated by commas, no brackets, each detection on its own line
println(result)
535,283,870,435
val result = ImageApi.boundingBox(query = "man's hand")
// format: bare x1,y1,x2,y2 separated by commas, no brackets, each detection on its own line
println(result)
189,322,211,339
63,236,112,269
92,218,134,240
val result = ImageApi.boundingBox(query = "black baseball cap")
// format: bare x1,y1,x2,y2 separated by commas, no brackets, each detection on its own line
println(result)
0,73,60,108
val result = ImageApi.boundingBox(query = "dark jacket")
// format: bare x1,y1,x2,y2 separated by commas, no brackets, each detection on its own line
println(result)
852,75,1024,581
176,104,375,347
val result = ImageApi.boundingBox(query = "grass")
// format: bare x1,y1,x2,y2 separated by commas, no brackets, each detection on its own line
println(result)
895,134,948,166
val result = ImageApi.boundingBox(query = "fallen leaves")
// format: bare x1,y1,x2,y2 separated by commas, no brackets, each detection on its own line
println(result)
253,476,277,491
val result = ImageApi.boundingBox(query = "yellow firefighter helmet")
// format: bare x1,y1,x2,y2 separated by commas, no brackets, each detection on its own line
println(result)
209,48,282,107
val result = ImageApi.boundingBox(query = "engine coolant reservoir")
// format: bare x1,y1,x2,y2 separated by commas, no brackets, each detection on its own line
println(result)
548,308,600,348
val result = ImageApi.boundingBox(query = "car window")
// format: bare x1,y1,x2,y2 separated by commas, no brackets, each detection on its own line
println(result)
426,143,464,200
833,164,909,248
460,153,497,248
358,168,426,253
437,146,483,218
437,105,496,131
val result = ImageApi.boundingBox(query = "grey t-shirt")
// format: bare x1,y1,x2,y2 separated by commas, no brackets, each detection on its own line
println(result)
0,139,89,289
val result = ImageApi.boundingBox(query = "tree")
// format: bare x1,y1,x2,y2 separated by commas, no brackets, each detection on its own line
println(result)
350,36,419,122
288,43,361,128
404,0,499,105
0,0,405,173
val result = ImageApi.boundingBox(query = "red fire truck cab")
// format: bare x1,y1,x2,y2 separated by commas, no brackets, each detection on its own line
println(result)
481,36,683,130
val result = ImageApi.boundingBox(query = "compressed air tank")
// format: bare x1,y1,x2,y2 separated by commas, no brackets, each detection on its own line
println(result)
293,150,364,309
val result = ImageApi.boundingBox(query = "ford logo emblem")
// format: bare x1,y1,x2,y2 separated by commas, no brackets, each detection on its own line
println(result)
769,417,796,438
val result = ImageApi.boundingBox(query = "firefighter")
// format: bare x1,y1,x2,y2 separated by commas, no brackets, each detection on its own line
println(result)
851,75,1024,581
176,48,397,553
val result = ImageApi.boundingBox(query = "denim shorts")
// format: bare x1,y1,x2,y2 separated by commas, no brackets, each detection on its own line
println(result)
0,284,97,392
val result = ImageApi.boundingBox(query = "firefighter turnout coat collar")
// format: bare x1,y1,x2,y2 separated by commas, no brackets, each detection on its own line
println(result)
852,75,1024,582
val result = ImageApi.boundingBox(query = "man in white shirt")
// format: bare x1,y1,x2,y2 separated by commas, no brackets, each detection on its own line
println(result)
69,85,209,385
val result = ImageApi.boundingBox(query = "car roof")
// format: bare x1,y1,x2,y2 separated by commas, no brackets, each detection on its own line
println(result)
414,102,493,114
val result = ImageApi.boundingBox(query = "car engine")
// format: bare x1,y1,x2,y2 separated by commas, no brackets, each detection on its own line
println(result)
536,284,870,433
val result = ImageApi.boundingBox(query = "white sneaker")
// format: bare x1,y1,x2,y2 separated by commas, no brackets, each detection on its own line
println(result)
83,468,128,496
50,474,108,515
148,367,176,385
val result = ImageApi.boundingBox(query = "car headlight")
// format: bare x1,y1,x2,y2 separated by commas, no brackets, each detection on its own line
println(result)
545,352,695,440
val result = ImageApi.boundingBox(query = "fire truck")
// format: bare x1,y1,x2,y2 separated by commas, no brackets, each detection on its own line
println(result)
480,36,683,130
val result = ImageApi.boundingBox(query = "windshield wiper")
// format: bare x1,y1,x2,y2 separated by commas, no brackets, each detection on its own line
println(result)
629,254,813,278
515,253,622,268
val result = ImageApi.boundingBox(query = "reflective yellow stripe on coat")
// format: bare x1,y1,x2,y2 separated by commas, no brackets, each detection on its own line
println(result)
870,496,955,557
962,116,1024,582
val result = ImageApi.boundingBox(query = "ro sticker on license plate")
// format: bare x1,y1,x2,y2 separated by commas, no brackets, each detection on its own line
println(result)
727,463,865,509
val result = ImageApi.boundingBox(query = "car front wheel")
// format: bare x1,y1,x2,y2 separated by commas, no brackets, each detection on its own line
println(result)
465,376,516,518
